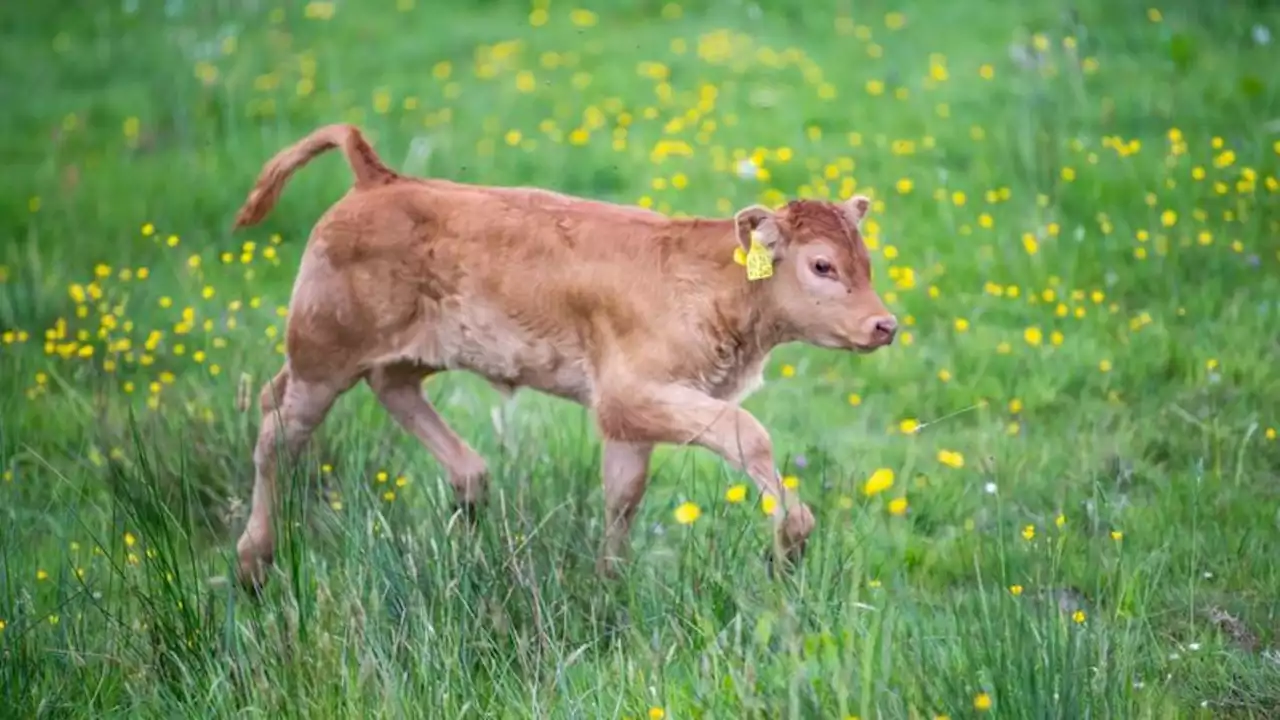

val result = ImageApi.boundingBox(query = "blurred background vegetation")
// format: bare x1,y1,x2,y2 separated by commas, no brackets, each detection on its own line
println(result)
1,0,1279,717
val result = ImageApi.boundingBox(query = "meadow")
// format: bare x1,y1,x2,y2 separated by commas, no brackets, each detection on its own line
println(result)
2,0,1279,717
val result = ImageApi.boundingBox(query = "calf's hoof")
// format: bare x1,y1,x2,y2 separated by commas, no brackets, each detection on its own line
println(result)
452,501,481,527
235,536,273,594
595,553,625,580
235,551,273,595
763,540,808,580
765,505,815,578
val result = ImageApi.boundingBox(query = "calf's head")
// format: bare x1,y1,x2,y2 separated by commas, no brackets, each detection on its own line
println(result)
734,196,897,352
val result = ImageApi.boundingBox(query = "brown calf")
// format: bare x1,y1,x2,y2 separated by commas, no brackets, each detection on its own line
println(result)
231,124,897,589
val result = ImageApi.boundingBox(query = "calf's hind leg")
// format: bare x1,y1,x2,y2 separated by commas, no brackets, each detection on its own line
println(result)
236,365,350,590
597,441,654,577
367,363,489,518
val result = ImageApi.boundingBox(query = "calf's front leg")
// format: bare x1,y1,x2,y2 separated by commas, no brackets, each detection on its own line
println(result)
593,384,814,572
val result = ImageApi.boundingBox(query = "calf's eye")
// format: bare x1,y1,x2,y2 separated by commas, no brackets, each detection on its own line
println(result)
812,259,835,276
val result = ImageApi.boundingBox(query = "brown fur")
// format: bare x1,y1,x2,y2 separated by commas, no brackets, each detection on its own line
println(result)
232,123,898,589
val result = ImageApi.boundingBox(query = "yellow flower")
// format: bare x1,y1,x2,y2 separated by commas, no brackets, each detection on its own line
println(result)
974,692,992,711
383,491,396,502
847,393,862,406
648,708,665,720
304,1,336,20
725,484,747,503
569,8,598,27
863,468,895,496
887,497,908,516
782,475,799,489
781,364,795,378
1111,530,1124,541
1008,398,1023,414
1265,427,1276,441
1024,326,1043,346
1022,524,1035,540
899,418,920,434
954,318,970,332
674,501,701,525
1009,584,1024,596
1099,359,1113,373
761,493,778,516
1073,610,1086,624
937,450,964,469
124,532,136,547
37,569,49,581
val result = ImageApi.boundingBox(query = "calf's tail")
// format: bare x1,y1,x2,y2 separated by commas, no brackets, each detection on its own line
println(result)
233,123,397,230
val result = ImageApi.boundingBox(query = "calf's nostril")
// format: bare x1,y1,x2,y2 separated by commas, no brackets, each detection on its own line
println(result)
874,317,898,341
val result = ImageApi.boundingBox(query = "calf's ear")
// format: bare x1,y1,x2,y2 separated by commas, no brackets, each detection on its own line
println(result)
734,205,784,253
839,195,871,229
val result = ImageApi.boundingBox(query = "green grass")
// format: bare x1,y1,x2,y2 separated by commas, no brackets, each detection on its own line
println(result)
3,0,1280,717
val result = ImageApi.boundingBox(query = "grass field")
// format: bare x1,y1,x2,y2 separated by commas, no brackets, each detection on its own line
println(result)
3,0,1280,717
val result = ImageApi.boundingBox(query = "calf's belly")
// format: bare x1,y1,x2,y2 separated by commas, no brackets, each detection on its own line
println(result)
415,309,594,405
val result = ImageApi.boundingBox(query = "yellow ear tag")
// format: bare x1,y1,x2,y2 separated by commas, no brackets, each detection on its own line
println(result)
743,233,773,281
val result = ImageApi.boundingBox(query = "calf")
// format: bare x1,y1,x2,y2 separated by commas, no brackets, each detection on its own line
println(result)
231,124,897,590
